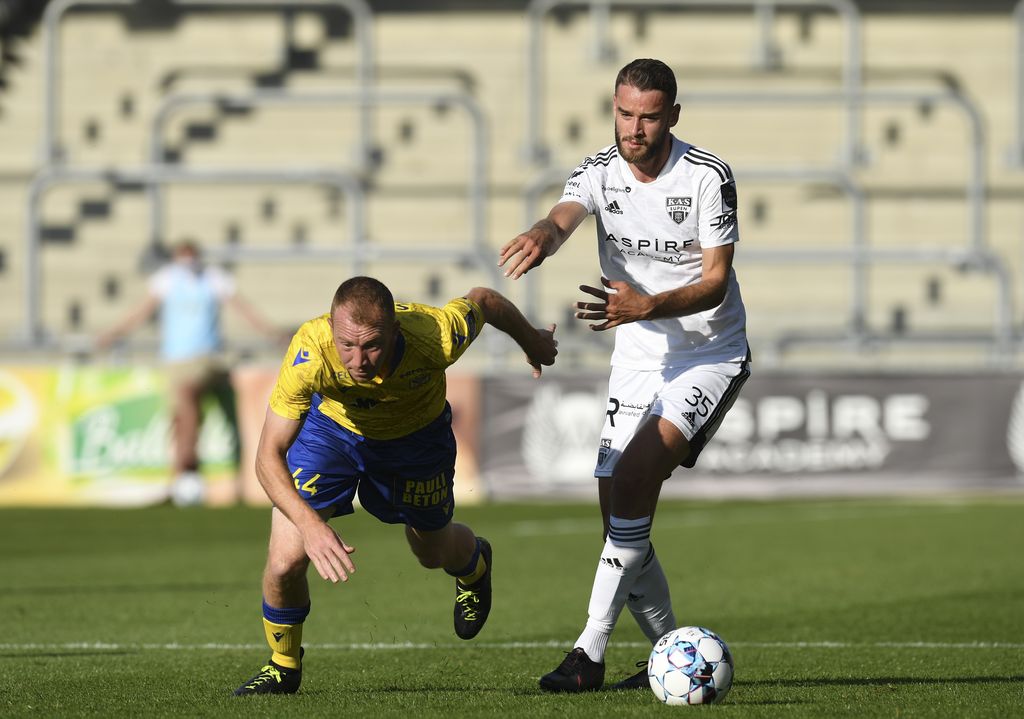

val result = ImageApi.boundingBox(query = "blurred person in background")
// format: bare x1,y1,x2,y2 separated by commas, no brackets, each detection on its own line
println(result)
232,276,557,695
97,239,285,506
499,58,751,692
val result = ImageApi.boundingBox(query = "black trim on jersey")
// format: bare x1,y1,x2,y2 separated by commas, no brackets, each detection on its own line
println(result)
579,146,619,170
680,347,751,469
683,147,734,182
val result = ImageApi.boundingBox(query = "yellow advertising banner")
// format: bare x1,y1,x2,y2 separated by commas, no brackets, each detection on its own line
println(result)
0,366,237,506
0,366,483,507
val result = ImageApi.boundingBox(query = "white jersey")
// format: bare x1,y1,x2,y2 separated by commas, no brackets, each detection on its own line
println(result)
559,136,748,369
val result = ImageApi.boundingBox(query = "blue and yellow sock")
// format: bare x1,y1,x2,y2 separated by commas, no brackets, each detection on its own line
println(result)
262,599,310,670
446,538,487,585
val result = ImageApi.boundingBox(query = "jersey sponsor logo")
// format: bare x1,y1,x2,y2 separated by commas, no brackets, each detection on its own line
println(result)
720,180,738,212
292,349,310,366
401,471,450,508
604,232,693,262
666,196,692,224
398,367,432,389
602,184,631,193
604,200,624,214
712,212,737,230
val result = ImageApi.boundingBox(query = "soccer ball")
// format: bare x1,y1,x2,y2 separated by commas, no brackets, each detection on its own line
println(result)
647,626,734,705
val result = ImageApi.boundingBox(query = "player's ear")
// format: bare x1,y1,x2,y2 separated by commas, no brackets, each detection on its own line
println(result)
670,103,680,127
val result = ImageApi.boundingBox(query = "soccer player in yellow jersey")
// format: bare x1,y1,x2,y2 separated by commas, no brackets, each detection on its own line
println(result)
233,276,558,695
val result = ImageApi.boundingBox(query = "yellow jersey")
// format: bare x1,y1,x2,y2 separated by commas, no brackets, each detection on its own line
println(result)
269,297,483,440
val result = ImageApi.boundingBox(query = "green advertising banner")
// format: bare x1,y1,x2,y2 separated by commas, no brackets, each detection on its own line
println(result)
0,366,238,506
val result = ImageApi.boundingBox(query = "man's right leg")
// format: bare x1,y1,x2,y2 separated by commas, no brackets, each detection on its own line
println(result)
540,416,687,693
597,477,677,648
596,477,678,690
235,506,331,695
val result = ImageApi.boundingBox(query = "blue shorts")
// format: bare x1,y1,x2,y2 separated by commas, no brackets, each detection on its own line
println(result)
286,395,458,531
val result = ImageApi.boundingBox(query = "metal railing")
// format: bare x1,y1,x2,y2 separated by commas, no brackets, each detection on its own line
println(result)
41,0,375,166
146,88,495,278
23,165,366,345
524,0,864,168
1013,0,1024,166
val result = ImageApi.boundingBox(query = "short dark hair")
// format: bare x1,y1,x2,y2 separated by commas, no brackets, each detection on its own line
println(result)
614,58,677,102
331,276,395,324
172,239,201,258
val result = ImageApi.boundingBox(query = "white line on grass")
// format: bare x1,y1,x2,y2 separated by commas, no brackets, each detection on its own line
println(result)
2,640,1022,651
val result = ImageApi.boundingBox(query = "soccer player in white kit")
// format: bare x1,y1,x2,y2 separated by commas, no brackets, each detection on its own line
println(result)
499,58,751,692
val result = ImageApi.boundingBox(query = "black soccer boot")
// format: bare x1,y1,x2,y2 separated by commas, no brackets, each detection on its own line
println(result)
454,537,492,640
609,660,649,690
233,648,303,695
539,648,606,692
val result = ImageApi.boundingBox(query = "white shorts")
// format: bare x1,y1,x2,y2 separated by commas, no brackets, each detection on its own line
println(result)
594,356,751,477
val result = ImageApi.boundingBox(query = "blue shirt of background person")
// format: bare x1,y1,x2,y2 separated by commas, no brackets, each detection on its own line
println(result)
148,256,235,362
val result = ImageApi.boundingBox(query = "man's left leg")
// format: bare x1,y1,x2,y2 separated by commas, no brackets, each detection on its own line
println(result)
405,522,493,640
235,506,334,696
539,416,688,692
169,377,205,506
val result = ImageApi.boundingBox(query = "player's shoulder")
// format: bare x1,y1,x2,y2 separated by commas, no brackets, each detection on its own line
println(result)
293,314,334,356
571,143,620,177
677,139,735,183
202,263,231,281
395,297,476,326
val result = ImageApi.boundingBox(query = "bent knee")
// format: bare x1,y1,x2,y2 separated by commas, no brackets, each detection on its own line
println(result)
265,553,310,582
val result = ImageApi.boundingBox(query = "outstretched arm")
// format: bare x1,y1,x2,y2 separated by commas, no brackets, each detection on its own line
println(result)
256,407,356,583
464,287,558,378
96,293,161,350
225,293,290,344
498,201,588,280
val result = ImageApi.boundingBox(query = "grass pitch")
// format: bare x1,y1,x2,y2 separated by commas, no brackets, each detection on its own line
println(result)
1,496,1022,717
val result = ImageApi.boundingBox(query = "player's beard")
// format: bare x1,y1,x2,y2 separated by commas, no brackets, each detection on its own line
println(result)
615,125,670,165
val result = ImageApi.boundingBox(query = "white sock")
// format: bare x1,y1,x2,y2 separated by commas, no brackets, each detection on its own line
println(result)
574,515,651,663
627,544,676,644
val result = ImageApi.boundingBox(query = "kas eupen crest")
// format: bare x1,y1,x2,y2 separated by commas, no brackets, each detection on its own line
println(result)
666,196,692,224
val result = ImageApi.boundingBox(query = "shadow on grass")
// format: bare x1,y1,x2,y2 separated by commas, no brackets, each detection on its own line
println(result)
741,675,1024,688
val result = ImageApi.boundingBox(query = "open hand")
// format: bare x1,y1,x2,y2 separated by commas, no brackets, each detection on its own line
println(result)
575,277,651,331
303,522,356,584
